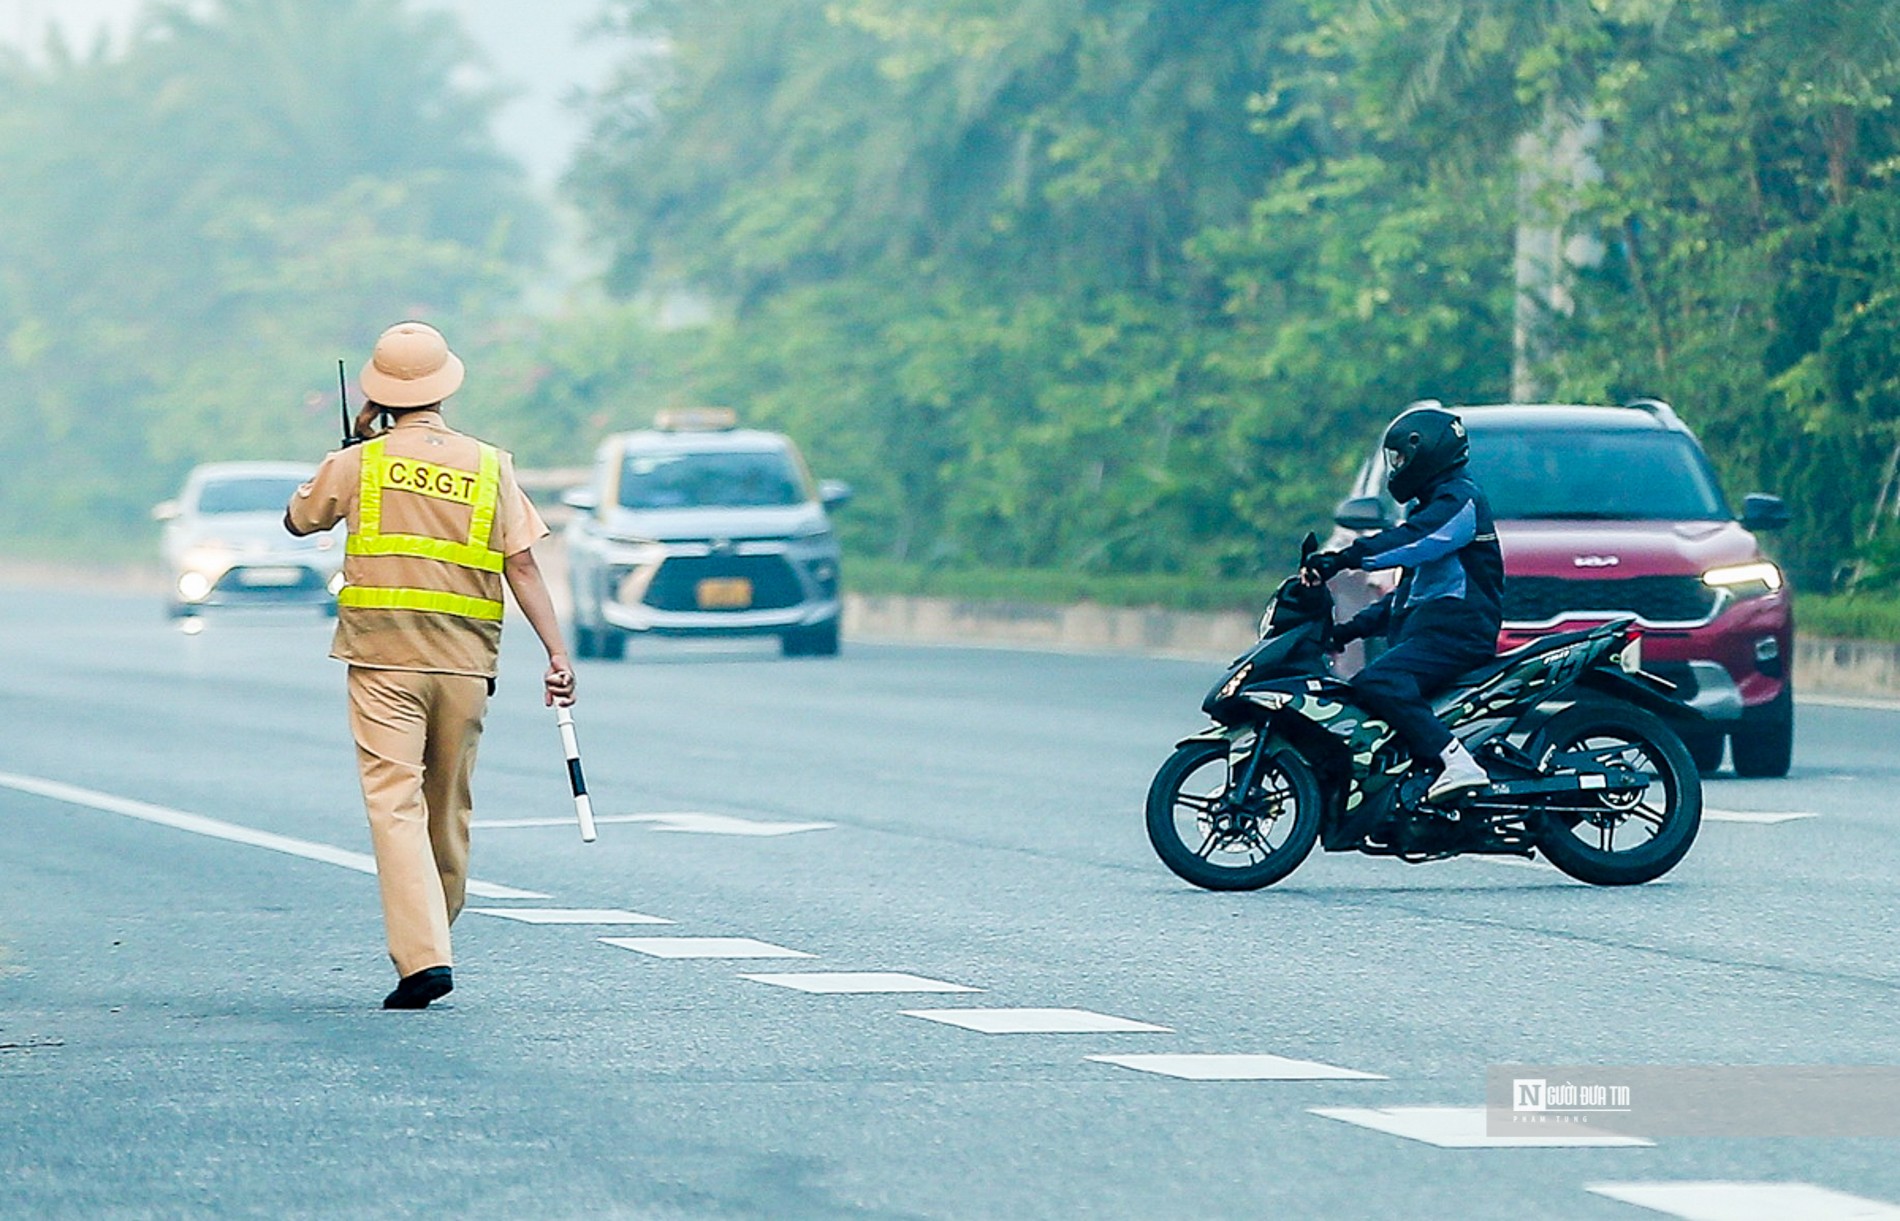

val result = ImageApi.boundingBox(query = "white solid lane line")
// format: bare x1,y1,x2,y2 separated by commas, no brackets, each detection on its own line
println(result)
1588,1181,1900,1220
599,936,815,959
1309,1106,1653,1148
469,907,672,925
473,812,835,836
1089,1053,1386,1081
901,1008,1171,1035
0,769,548,900
739,972,980,994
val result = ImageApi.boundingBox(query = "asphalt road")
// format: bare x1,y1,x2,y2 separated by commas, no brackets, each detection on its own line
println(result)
3,584,1899,1220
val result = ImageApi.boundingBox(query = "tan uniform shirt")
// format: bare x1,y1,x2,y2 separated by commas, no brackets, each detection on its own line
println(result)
288,412,547,677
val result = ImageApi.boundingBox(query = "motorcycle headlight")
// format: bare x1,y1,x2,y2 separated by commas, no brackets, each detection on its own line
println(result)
1701,561,1783,599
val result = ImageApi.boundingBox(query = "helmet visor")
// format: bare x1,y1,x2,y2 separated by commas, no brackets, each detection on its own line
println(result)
1384,445,1410,472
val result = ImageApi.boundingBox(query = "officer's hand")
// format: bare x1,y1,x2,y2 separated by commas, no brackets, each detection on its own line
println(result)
1326,621,1360,653
351,402,387,442
544,655,576,707
1301,550,1348,586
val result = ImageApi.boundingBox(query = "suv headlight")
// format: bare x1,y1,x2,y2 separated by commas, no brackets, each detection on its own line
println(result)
791,522,833,543
1702,561,1783,598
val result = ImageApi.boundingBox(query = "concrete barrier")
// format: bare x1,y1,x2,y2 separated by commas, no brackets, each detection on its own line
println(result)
8,552,1897,700
844,593,1258,661
1794,637,1900,700
846,591,1900,701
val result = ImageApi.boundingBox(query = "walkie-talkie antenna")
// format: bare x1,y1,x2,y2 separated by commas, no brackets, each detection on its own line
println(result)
337,359,356,447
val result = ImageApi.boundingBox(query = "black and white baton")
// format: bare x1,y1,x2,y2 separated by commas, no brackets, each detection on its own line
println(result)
555,704,597,843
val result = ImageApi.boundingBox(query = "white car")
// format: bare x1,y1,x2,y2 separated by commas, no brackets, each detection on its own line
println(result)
563,411,850,658
154,461,344,617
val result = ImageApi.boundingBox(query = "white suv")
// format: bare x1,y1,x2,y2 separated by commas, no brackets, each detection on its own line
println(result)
154,461,344,618
562,411,850,658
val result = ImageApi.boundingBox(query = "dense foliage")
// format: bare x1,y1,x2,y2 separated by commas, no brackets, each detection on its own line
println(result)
6,0,1900,603
0,0,541,546
524,0,1900,591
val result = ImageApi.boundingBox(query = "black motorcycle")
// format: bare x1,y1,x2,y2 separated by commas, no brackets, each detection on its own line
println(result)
1147,536,1704,889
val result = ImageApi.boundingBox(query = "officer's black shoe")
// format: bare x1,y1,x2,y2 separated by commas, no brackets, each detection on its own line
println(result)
383,966,453,1010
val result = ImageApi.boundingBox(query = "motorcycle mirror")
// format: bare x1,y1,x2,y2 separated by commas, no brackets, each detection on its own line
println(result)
1333,495,1394,532
1299,532,1318,562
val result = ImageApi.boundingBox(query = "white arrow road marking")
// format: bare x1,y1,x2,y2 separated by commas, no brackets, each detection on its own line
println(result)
740,972,980,994
1089,1053,1386,1081
1704,809,1818,824
473,812,835,836
1310,1106,1652,1148
901,1008,1171,1035
469,907,671,925
1587,1181,1900,1219
600,936,815,959
0,770,547,900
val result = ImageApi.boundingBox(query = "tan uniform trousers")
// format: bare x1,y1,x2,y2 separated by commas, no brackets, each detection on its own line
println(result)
346,666,488,977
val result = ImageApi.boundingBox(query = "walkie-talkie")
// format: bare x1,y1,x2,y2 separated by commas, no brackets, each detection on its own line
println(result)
337,360,360,447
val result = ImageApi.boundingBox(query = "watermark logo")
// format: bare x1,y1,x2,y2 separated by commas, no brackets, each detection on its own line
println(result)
1488,1065,1900,1139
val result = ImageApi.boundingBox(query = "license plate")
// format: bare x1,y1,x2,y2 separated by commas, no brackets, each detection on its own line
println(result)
695,577,753,609
237,567,303,587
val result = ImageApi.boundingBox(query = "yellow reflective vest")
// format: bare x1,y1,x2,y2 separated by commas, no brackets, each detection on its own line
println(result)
337,436,507,622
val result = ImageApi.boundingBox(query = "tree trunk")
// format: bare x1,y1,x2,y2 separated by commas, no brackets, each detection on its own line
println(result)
1512,104,1602,401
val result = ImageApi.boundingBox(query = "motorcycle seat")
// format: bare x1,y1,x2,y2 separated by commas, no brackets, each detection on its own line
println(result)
1442,626,1602,694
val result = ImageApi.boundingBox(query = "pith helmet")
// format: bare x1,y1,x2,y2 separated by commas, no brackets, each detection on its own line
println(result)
359,321,465,408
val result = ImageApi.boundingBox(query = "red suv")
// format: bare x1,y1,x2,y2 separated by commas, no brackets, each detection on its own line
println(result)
1329,401,1794,776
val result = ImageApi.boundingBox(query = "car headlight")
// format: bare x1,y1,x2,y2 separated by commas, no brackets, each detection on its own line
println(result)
791,523,834,543
1701,561,1783,598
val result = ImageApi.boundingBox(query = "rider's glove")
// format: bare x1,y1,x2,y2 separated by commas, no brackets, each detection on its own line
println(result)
1302,549,1351,584
1326,619,1361,652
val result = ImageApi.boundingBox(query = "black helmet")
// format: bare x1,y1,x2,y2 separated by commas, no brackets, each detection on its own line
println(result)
1382,400,1468,503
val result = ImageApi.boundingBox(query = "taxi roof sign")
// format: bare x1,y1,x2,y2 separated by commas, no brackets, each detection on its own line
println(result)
654,407,738,432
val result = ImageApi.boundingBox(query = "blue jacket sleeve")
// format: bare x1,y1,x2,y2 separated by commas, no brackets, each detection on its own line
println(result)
1343,487,1478,573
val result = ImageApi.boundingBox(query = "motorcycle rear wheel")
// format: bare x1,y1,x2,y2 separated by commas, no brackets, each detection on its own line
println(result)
1146,739,1322,891
1528,701,1701,886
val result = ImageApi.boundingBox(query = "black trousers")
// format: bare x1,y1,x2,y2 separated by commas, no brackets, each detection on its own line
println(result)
1350,611,1497,763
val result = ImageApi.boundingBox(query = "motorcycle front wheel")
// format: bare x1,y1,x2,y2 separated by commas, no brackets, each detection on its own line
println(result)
1528,701,1702,886
1145,738,1322,891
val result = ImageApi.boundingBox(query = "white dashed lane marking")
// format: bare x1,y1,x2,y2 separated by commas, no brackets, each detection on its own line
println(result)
1703,809,1818,824
901,1008,1171,1035
740,972,980,994
600,936,815,959
470,907,672,925
1089,1053,1386,1081
0,770,548,900
1587,1181,1900,1219
474,812,835,836
1310,1106,1652,1148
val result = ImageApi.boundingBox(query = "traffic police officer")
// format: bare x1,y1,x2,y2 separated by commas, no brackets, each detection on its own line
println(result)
286,321,576,1009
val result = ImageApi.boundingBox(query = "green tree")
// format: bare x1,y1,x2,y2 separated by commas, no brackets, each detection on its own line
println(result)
0,0,543,548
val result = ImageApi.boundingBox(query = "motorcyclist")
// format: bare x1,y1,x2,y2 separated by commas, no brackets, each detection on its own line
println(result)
1302,402,1504,803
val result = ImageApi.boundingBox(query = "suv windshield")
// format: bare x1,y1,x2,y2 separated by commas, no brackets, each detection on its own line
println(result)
618,449,805,510
195,477,306,515
1466,428,1729,520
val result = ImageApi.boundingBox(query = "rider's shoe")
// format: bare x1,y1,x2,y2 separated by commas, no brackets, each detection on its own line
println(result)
1426,739,1492,805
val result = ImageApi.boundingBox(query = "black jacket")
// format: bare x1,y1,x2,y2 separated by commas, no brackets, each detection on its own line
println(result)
1338,465,1504,646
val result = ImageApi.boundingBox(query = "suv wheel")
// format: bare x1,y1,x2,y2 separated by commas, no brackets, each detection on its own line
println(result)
574,624,599,660
598,629,626,661
1680,729,1726,776
781,619,840,658
1730,688,1793,778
